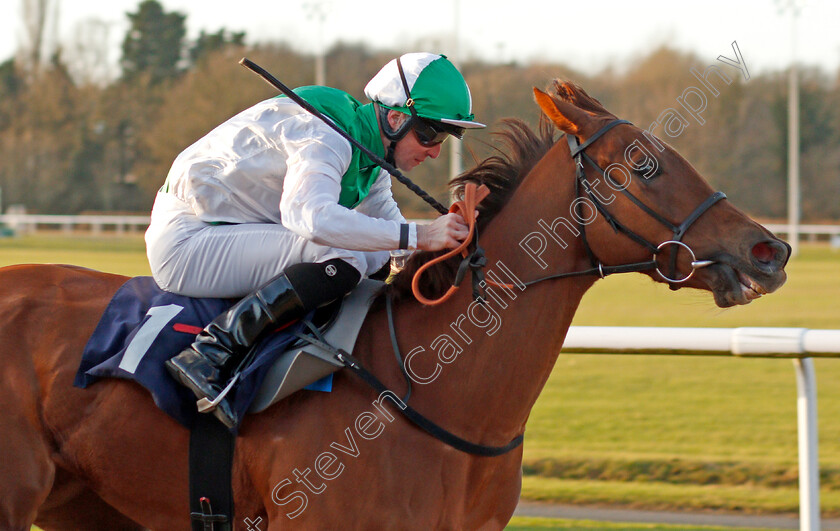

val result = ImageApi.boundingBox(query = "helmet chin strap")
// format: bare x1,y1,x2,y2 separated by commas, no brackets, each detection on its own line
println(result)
378,57,422,167
385,140,397,166
377,103,413,166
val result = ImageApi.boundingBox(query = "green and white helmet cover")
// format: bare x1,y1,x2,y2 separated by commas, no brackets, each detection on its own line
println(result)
364,53,485,129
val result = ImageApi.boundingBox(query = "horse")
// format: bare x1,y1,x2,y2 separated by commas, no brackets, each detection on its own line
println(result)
0,80,789,530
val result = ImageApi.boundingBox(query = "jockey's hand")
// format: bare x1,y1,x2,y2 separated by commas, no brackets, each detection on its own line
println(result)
417,212,471,251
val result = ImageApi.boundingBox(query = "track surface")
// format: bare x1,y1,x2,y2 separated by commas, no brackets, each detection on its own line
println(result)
514,501,840,529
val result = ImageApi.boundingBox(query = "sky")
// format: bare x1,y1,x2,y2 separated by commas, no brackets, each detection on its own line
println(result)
1,0,839,78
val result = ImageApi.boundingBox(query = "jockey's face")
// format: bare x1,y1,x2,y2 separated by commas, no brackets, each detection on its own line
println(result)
383,110,443,171
393,128,443,171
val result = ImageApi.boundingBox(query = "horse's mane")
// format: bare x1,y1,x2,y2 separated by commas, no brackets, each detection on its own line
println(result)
384,80,611,302
386,116,559,302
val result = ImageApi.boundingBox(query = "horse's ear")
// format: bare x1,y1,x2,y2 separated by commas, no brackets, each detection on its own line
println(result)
533,87,582,136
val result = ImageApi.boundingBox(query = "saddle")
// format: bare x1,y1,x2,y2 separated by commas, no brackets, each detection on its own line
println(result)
250,279,383,412
74,277,383,427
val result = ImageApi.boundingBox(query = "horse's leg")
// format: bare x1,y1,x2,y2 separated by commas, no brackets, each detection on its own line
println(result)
0,265,147,529
34,468,145,531
0,360,55,529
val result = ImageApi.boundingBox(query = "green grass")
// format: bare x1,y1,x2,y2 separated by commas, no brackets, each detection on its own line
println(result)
523,457,806,489
32,520,777,531
523,355,840,464
34,518,776,531
0,232,151,276
519,477,817,515
3,235,840,518
519,355,840,514
506,516,777,530
571,244,840,329
520,243,840,514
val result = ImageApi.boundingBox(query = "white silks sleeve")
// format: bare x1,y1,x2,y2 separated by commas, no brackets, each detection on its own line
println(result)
279,129,415,252
356,169,418,251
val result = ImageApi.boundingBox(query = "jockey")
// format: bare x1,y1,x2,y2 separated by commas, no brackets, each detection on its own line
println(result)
144,52,485,429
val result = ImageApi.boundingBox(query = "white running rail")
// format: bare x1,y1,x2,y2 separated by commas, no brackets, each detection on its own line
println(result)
561,327,840,531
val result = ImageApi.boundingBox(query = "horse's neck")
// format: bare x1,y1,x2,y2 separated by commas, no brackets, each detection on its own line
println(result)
392,143,597,443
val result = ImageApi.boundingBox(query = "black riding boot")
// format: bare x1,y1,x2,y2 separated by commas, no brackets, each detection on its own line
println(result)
165,259,361,429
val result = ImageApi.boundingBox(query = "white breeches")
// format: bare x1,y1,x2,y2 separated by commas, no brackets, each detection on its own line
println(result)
145,193,389,298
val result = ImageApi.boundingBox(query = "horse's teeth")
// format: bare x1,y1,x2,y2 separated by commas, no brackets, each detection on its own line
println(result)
738,271,767,296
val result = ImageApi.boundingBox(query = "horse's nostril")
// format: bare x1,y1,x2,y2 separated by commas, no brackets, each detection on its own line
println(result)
751,239,790,270
751,242,776,264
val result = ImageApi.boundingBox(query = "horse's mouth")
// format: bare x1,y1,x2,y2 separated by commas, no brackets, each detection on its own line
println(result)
737,270,768,301
705,262,786,308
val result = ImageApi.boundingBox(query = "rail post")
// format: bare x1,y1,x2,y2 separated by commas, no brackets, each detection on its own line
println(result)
794,357,820,531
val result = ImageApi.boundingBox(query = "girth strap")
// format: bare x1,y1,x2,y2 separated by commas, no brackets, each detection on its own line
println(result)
189,414,235,531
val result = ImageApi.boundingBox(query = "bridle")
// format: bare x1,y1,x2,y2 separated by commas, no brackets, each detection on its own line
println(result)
406,118,728,305
512,119,726,290
314,119,729,459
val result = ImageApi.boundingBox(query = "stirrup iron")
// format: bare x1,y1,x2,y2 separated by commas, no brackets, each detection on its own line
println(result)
196,374,239,413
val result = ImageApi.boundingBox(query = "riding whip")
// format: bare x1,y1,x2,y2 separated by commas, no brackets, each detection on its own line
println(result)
238,57,449,215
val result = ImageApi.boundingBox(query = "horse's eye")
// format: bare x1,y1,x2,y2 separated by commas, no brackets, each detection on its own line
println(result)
635,160,662,179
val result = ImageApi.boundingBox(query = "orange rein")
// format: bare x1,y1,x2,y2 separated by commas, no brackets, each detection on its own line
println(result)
411,182,507,306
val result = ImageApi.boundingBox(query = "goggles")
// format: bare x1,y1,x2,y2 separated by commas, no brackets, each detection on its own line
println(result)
412,118,464,147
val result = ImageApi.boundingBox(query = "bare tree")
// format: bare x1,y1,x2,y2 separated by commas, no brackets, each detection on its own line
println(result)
17,0,59,76
64,18,115,86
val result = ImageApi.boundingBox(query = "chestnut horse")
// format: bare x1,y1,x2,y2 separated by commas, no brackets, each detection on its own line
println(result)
0,81,789,530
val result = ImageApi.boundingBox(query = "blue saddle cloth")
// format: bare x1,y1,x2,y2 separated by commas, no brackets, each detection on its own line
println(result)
74,276,331,429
